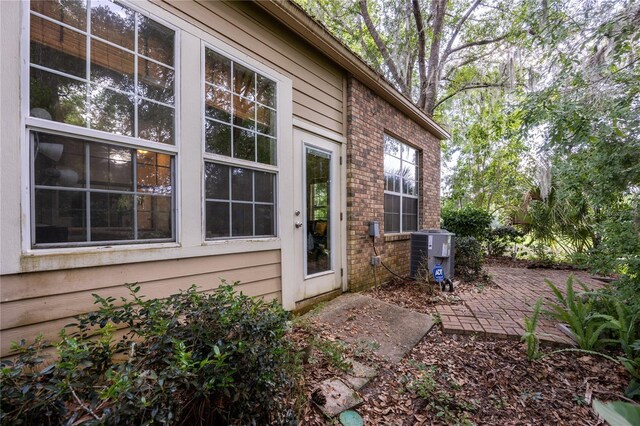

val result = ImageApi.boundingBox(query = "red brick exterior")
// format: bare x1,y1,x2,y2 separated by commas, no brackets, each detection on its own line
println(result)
346,77,441,291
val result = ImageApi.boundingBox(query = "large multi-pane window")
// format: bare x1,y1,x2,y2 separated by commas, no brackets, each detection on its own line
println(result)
28,0,176,247
203,46,277,239
29,0,176,143
384,135,418,233
32,132,173,245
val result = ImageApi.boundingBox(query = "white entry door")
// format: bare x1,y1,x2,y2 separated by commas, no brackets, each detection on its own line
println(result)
293,129,343,302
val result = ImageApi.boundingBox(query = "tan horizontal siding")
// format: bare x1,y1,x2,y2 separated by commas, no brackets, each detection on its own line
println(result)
2,250,280,302
154,0,344,134
1,252,281,357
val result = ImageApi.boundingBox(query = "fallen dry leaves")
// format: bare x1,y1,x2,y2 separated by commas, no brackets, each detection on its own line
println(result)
290,277,629,425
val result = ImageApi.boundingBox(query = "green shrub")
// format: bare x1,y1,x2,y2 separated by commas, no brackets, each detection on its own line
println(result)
441,206,492,241
487,226,525,257
593,400,640,426
454,236,484,281
521,299,543,361
544,276,613,351
0,283,300,425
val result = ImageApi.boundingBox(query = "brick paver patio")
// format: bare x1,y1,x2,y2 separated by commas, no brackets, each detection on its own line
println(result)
436,267,605,345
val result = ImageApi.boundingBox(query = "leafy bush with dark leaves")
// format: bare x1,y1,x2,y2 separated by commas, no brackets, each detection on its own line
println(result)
454,236,484,281
441,206,492,241
487,226,525,257
0,283,300,425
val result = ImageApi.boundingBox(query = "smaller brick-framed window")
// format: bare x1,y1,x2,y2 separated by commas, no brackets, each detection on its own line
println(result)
383,134,418,233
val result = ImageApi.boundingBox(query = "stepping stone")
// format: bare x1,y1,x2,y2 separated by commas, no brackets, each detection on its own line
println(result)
310,293,434,363
343,358,377,390
339,410,364,426
314,378,363,418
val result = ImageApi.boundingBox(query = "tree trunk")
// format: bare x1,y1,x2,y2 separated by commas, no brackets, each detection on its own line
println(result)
423,0,447,114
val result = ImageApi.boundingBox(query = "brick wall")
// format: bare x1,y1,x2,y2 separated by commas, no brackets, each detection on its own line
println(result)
346,77,441,291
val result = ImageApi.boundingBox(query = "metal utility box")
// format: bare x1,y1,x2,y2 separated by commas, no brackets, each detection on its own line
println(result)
410,229,455,280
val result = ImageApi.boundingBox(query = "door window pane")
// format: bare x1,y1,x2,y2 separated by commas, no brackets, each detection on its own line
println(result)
306,147,331,275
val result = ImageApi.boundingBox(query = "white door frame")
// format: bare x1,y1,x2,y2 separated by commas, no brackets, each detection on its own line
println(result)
281,122,346,309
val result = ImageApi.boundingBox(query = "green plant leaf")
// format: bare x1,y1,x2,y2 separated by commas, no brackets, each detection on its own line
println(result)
592,400,640,426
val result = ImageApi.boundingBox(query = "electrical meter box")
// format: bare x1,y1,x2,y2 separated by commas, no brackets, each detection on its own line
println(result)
410,229,455,280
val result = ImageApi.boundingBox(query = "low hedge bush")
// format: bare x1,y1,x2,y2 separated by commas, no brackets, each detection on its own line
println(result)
441,206,492,241
454,236,484,281
0,283,300,425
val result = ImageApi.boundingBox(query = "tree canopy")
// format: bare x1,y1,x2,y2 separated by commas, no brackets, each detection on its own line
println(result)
296,0,639,274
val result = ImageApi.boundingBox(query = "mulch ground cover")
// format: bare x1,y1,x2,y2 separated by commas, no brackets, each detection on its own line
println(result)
290,274,630,425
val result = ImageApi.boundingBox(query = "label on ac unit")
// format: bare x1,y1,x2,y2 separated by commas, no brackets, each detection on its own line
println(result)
428,235,433,250
442,243,449,257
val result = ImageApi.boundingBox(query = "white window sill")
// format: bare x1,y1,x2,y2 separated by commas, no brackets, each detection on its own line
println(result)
15,238,281,274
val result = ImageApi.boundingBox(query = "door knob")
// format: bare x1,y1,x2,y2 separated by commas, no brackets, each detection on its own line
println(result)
295,222,303,228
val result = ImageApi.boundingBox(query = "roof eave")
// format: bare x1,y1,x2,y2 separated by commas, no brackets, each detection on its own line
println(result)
252,0,450,140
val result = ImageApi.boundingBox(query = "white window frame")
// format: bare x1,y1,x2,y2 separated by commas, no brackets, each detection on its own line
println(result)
383,134,419,234
201,42,280,243
4,0,293,275
23,0,181,251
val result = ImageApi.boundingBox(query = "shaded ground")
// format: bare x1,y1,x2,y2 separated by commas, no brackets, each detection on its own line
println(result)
308,293,433,363
292,266,628,425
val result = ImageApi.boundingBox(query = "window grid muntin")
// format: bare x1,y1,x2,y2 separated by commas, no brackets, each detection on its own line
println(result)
29,1,176,144
203,45,278,241
204,162,276,239
203,46,277,165
30,131,175,248
383,135,419,233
